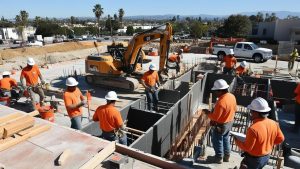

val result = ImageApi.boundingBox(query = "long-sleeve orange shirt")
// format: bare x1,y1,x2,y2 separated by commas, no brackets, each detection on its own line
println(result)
208,92,237,124
235,118,285,157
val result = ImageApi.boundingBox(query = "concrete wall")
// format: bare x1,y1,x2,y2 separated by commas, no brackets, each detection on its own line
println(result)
253,22,276,39
274,19,300,41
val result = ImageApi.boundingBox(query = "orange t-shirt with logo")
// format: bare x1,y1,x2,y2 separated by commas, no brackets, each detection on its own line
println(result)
20,65,41,86
294,83,300,104
141,70,159,87
208,92,237,124
236,66,247,76
223,55,237,68
235,118,285,156
169,54,180,63
0,77,17,90
93,104,123,132
63,87,83,118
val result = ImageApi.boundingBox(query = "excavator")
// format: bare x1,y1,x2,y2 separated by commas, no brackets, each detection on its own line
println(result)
85,23,173,91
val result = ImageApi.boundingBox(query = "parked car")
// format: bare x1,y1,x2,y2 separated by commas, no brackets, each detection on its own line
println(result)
27,40,43,47
212,42,273,63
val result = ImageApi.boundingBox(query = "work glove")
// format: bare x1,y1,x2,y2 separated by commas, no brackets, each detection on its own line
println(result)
203,109,211,115
41,80,46,85
78,100,87,107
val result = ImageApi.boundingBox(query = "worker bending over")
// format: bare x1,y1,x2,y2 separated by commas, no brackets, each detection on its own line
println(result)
235,61,248,76
141,64,161,111
204,79,237,163
93,91,127,145
63,77,86,130
20,58,46,108
0,71,18,98
221,51,237,75
293,83,300,133
168,49,183,74
235,97,284,169
288,48,299,70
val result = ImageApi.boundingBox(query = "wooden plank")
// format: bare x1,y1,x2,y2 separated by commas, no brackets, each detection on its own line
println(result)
2,116,35,138
0,137,13,144
57,149,72,166
0,113,23,125
79,141,115,169
17,124,42,136
125,127,145,134
0,124,51,152
27,110,40,117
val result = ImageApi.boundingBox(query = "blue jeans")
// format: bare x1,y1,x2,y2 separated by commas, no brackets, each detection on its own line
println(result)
70,116,82,130
145,87,159,111
101,131,127,145
223,67,234,75
211,121,233,158
240,154,270,169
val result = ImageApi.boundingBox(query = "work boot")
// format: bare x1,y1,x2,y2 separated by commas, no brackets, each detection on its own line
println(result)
223,154,230,162
213,156,223,164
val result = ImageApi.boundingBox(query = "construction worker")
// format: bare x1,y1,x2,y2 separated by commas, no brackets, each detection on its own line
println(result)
235,97,285,169
0,71,18,98
63,77,86,130
293,82,300,132
141,63,161,111
20,57,46,108
288,48,299,70
168,49,183,74
93,91,127,145
235,61,248,76
221,50,237,75
204,79,237,163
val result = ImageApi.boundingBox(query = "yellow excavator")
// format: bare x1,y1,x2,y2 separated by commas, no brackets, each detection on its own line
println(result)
85,23,173,91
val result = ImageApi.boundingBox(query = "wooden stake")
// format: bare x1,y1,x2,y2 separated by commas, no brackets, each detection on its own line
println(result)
27,110,40,117
57,149,72,166
208,93,212,111
2,115,35,138
17,124,42,136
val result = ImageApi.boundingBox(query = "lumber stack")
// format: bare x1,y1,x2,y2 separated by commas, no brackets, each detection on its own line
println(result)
0,113,51,152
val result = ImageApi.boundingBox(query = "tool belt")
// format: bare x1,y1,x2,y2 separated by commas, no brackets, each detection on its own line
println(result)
243,152,270,158
210,121,232,134
103,129,125,138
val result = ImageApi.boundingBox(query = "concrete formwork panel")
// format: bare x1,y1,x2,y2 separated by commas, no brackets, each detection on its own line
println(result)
177,69,192,83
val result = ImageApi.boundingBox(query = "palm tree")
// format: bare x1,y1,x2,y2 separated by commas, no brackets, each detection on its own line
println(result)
93,4,104,36
33,16,41,27
118,8,125,26
15,10,29,46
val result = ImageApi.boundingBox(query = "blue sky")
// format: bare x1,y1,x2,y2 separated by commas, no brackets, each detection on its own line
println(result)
0,0,299,18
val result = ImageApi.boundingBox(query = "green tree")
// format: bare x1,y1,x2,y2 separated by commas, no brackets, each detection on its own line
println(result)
219,15,251,37
126,25,134,35
118,8,125,25
33,16,42,27
189,21,208,38
15,10,29,43
171,16,176,22
105,15,120,34
256,12,264,22
70,16,76,25
0,16,14,28
113,14,118,21
93,4,104,35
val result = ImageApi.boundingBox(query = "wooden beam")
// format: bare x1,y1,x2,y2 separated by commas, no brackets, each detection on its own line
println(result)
2,115,35,138
17,124,42,136
0,113,23,125
0,124,50,152
57,149,72,166
79,141,115,169
125,127,145,134
27,110,40,117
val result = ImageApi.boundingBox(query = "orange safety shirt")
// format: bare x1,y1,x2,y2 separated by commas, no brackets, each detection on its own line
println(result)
0,77,17,90
63,87,83,118
294,83,300,104
223,55,237,68
20,65,41,86
93,104,123,132
208,92,237,124
235,66,247,76
168,54,180,63
141,70,159,87
235,118,285,157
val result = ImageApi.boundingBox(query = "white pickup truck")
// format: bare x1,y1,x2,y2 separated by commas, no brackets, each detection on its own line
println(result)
212,42,273,63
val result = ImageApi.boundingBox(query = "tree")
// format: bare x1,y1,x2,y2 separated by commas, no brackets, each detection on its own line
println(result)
171,16,176,22
126,25,134,35
70,16,76,25
118,8,125,25
265,13,270,22
15,10,29,43
176,15,180,21
189,21,208,38
113,14,118,21
286,15,300,20
218,15,251,37
0,16,14,28
33,16,42,27
256,12,264,22
185,17,191,22
93,4,104,35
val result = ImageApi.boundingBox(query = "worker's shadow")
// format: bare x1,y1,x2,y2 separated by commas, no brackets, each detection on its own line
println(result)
196,155,219,164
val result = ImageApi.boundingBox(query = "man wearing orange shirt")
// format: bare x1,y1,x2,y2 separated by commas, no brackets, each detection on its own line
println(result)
235,97,284,169
93,91,127,145
204,79,237,163
221,51,237,75
167,49,183,74
141,64,161,111
0,71,18,97
20,58,45,108
293,83,300,132
63,77,86,130
235,61,248,76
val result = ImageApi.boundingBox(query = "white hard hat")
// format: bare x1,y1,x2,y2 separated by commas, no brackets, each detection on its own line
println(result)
27,57,35,66
66,77,79,86
211,79,229,90
240,61,247,68
247,97,271,113
228,49,234,55
105,91,119,101
149,63,157,70
2,71,11,76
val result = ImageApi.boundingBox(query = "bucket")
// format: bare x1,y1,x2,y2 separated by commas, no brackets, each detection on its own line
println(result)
38,105,55,122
